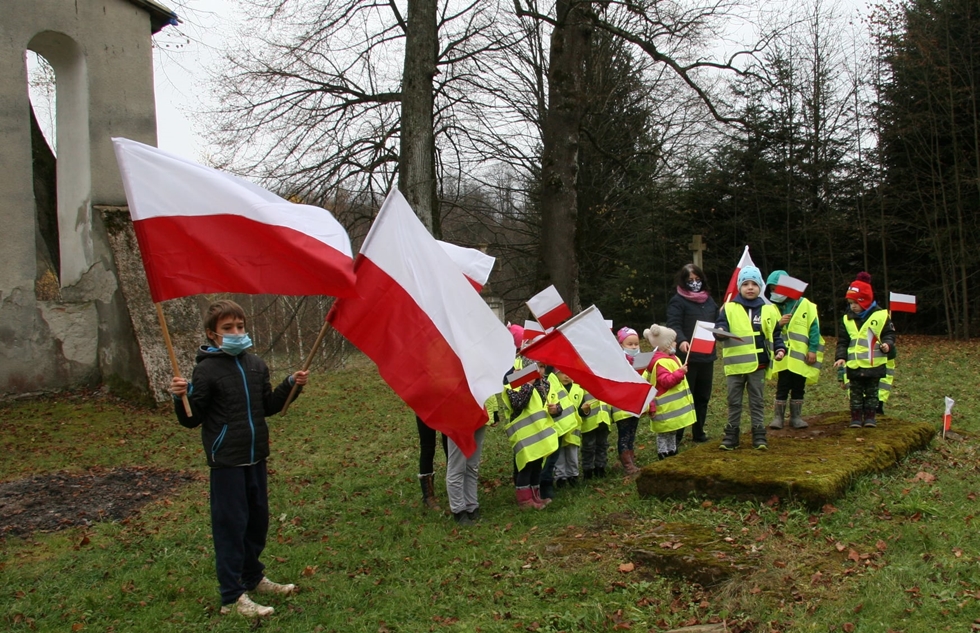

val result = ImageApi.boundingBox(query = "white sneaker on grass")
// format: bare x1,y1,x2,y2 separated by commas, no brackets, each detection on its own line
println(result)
219,593,274,617
255,576,299,596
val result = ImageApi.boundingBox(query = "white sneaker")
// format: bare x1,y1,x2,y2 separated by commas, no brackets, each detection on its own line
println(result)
255,576,298,596
219,593,274,617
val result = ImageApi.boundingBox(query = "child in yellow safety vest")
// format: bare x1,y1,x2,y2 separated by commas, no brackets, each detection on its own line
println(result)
642,325,696,459
765,270,825,430
579,395,611,479
715,266,786,450
553,370,584,487
833,272,896,429
539,367,580,500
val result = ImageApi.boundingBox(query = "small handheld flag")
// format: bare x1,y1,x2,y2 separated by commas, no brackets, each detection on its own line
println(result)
526,285,573,330
943,396,954,437
506,362,540,388
689,321,717,355
773,274,808,300
889,292,917,313
522,320,547,343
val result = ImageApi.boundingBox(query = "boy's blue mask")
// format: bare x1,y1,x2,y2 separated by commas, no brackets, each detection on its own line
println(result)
220,333,253,356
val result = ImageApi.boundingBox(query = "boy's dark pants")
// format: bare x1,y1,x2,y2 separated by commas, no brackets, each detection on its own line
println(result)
211,461,269,605
848,375,880,412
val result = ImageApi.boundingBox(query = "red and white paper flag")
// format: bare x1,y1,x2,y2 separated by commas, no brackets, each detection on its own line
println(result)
690,321,717,355
773,274,808,300
526,285,573,330
943,396,954,434
438,241,494,291
889,292,917,313
327,189,515,457
506,362,540,388
521,305,656,416
723,245,758,302
522,320,547,342
112,137,356,302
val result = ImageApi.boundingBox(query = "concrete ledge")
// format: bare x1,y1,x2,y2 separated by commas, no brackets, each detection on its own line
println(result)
636,412,936,508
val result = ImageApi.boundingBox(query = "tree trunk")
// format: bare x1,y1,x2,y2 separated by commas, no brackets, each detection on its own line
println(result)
539,0,593,310
399,0,440,237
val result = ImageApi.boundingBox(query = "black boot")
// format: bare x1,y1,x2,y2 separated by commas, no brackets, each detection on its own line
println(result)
583,469,594,480
719,424,740,450
594,466,606,478
539,480,556,500
752,426,768,450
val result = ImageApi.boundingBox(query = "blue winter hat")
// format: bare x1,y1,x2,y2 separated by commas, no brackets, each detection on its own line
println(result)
738,265,764,288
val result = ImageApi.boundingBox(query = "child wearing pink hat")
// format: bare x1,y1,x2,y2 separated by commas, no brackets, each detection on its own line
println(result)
610,327,642,475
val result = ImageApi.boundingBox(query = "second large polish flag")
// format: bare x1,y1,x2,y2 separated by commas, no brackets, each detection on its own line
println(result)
521,306,655,416
327,189,514,456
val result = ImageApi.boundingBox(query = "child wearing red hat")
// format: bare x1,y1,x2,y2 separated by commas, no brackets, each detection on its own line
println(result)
833,272,896,428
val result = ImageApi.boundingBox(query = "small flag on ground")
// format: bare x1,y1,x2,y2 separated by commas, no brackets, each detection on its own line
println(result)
773,274,808,300
527,285,573,330
723,245,759,302
506,362,540,388
690,321,717,355
943,396,954,435
889,292,917,313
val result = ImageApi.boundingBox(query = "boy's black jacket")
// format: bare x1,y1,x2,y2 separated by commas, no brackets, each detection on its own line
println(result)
175,347,300,468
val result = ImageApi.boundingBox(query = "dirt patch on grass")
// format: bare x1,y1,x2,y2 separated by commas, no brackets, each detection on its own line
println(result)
0,466,198,537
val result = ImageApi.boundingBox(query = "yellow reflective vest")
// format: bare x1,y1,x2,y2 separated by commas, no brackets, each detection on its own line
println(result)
563,383,585,447
547,374,581,441
500,357,558,470
771,298,825,384
643,355,696,434
722,302,780,378
579,391,611,434
844,308,889,370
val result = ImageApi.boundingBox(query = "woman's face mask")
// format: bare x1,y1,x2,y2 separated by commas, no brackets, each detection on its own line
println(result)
686,279,703,292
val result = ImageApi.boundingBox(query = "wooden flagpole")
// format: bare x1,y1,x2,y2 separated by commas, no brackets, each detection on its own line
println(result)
683,345,692,366
155,302,192,417
281,317,332,415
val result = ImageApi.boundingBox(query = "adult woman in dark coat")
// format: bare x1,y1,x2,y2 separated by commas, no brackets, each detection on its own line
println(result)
666,263,719,443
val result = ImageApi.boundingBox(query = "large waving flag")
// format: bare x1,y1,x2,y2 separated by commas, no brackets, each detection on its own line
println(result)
438,241,494,291
326,189,514,457
521,306,656,416
112,138,356,302
724,245,758,303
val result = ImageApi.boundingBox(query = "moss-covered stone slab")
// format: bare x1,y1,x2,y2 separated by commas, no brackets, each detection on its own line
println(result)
627,521,762,586
636,412,935,508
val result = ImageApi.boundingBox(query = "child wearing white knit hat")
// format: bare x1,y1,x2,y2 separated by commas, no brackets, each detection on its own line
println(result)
642,324,696,459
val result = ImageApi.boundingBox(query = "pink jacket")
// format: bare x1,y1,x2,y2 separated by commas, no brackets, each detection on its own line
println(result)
652,351,686,396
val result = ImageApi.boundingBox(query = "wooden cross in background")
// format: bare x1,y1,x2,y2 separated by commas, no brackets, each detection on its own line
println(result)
689,234,706,268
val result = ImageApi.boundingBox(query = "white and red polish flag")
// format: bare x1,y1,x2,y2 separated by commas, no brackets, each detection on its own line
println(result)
723,245,759,302
111,137,356,302
943,396,955,434
889,292,917,313
438,241,494,291
690,321,717,355
521,306,656,416
526,285,573,330
506,362,540,388
523,320,547,343
773,274,808,300
326,189,514,457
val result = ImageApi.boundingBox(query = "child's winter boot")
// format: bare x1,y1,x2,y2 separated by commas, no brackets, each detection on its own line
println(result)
789,399,808,429
515,486,540,510
863,409,877,428
849,409,863,428
752,426,768,450
769,400,787,429
539,480,556,501
719,424,740,450
619,451,640,476
531,485,551,507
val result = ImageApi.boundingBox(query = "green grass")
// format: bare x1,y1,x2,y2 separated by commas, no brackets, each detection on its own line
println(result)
1,336,979,632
